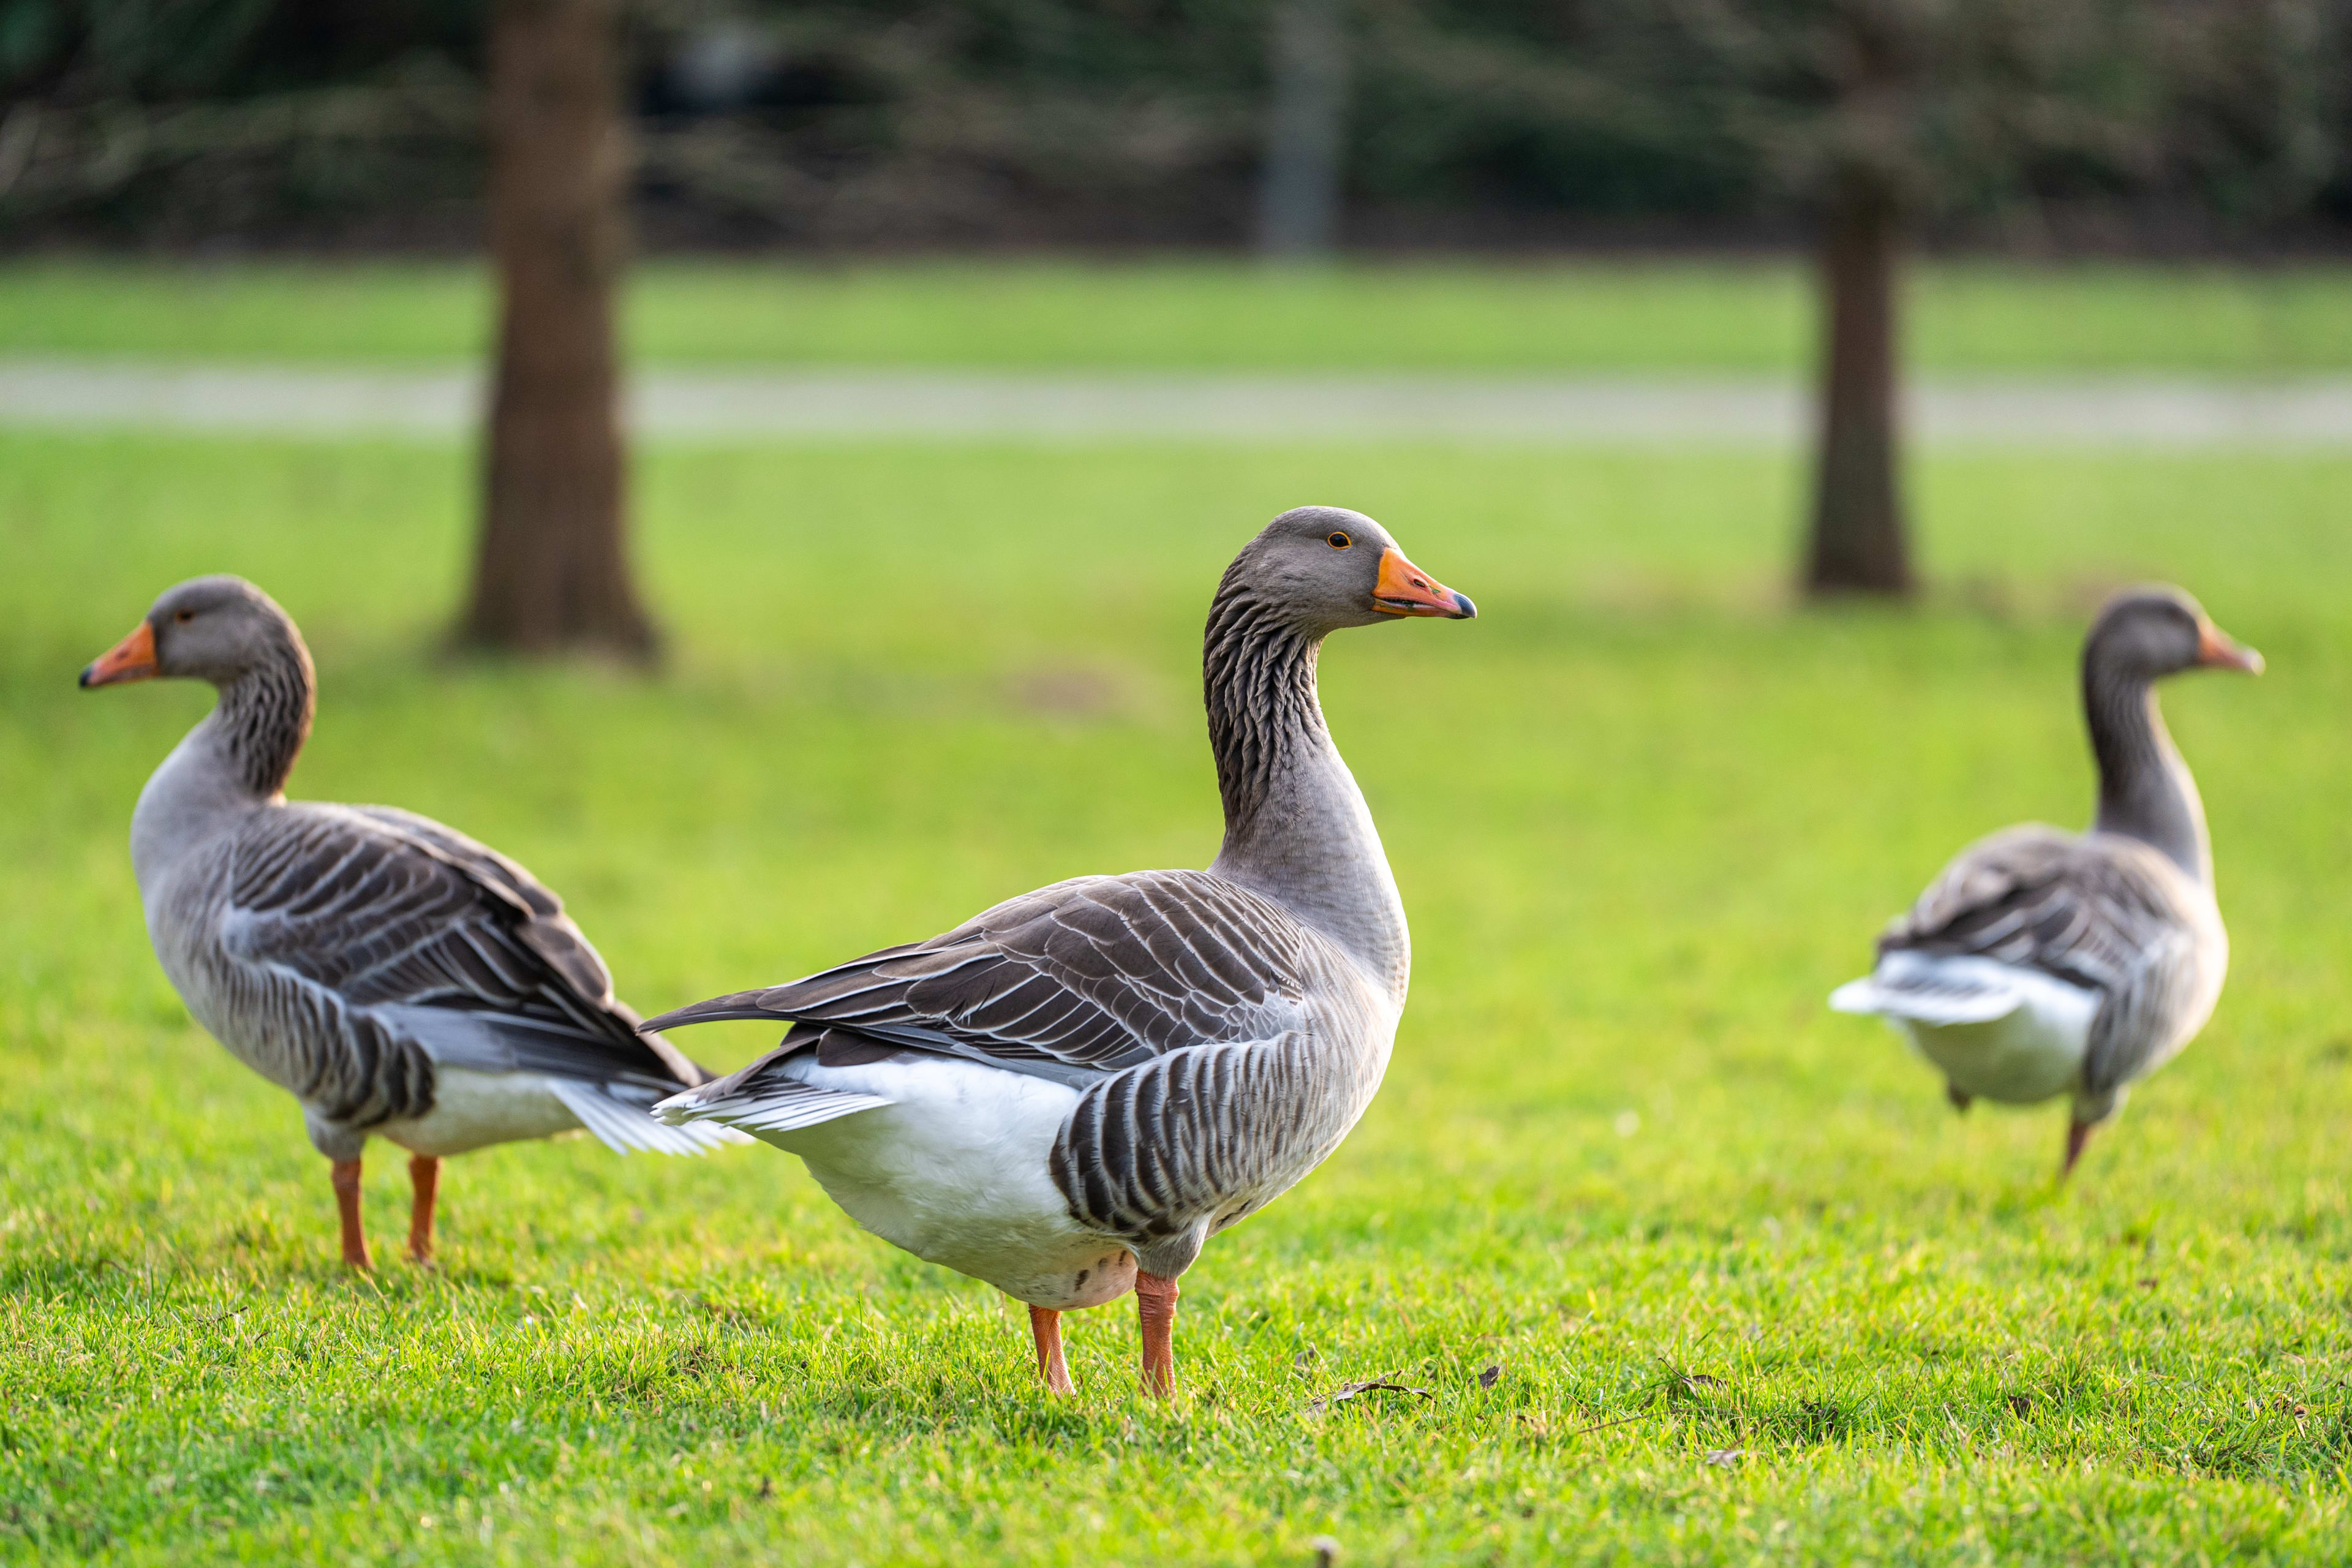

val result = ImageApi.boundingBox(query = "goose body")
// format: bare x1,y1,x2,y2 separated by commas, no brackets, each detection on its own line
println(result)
1831,827,2225,1112
1831,587,2258,1174
85,577,731,1266
650,507,1473,1392
669,869,1395,1308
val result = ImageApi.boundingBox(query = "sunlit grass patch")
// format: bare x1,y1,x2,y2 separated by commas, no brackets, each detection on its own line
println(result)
0,434,2346,1563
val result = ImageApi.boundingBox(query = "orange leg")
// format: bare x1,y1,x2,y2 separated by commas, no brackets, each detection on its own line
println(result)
1136,1271,1180,1396
2061,1118,2094,1180
407,1155,442,1264
330,1158,371,1270
1029,1305,1076,1395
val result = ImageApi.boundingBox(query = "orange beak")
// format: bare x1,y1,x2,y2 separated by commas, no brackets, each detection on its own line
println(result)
80,620,159,688
2196,619,2263,674
1372,548,1476,619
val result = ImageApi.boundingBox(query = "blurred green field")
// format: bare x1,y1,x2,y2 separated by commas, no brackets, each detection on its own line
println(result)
4,257,2352,371
2,433,2348,1564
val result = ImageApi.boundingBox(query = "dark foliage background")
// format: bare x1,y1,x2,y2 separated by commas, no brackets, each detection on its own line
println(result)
0,0,2342,252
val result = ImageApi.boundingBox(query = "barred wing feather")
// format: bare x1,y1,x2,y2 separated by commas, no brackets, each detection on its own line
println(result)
646,870,1319,1081
219,804,715,1115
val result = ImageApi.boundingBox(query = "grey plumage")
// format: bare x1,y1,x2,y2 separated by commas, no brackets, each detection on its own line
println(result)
1863,824,2220,1113
86,575,731,1249
649,507,1474,1387
1831,585,2256,1165
651,868,1384,1277
169,799,729,1156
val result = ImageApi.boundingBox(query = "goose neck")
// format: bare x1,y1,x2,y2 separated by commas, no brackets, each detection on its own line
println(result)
1201,584,1409,999
129,643,313,893
212,641,317,801
2085,660,2208,884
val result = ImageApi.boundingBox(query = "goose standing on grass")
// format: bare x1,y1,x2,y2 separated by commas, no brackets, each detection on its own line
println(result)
80,576,734,1268
1831,586,2261,1178
644,508,1474,1396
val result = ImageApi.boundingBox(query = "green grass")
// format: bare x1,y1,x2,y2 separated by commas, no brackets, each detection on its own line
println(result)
2,434,2349,1564
4,257,2352,371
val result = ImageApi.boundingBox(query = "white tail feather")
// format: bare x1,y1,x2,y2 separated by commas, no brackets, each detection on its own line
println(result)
1831,952,2035,1025
656,1077,892,1136
546,1077,745,1155
1827,978,1881,1015
1830,976,2026,1024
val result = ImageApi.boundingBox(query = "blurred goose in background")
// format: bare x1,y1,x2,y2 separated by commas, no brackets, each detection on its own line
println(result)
81,576,734,1269
644,508,1474,1396
1831,586,2261,1178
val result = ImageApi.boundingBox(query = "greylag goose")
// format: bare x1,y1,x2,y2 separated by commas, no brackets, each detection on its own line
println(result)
1831,586,2261,1177
644,508,1474,1395
80,576,733,1268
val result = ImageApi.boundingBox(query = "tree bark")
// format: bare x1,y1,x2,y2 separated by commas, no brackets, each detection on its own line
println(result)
1256,0,1348,260
462,0,656,659
1803,169,1913,599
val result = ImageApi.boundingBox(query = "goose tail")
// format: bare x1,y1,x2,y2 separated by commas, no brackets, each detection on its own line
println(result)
1830,957,2028,1025
638,989,794,1035
546,1077,750,1155
655,1074,892,1138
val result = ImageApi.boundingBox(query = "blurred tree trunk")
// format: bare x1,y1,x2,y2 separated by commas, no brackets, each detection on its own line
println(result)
461,0,657,659
1256,0,1348,260
1803,167,1913,599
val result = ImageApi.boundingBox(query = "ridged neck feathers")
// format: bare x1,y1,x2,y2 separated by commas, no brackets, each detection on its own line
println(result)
1200,565,1409,998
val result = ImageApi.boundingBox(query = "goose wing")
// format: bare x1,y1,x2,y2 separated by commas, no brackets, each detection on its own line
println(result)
1876,825,2184,994
643,869,1321,1087
219,804,713,1112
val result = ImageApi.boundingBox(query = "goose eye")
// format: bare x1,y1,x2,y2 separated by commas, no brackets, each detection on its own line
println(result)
174,610,195,624
1327,532,1352,549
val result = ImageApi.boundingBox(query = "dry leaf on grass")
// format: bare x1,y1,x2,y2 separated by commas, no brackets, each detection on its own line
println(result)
1305,1374,1434,1413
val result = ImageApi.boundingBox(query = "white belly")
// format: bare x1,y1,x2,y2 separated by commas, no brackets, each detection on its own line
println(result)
371,1068,583,1158
759,1056,1136,1310
1893,974,2098,1104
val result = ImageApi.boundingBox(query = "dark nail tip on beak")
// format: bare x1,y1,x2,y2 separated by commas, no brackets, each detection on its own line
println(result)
1451,592,1477,619
77,665,100,688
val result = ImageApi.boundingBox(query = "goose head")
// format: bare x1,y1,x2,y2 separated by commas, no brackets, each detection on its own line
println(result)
2085,586,2262,683
80,575,305,689
1229,507,1476,636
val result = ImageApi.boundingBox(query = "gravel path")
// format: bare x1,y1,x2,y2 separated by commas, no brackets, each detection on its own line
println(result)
5,358,2351,445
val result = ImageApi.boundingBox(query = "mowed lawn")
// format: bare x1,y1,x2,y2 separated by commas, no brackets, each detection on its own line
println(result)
1,432,2348,1566
4,257,2352,372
